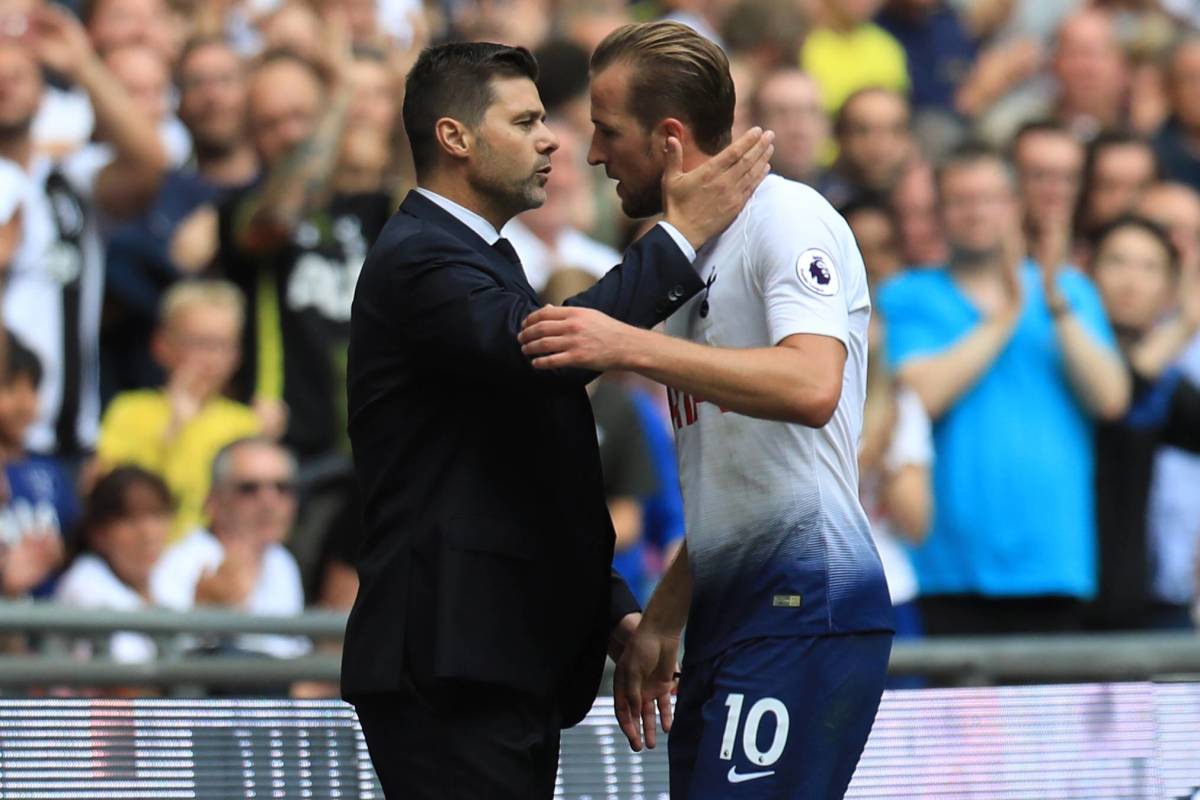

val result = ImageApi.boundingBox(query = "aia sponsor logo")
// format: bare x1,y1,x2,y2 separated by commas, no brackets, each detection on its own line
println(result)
668,387,730,430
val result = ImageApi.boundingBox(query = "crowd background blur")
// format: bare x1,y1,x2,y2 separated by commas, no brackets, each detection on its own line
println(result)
0,0,1196,694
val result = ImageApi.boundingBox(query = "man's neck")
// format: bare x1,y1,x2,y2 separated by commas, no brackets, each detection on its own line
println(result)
420,175,510,231
196,143,259,187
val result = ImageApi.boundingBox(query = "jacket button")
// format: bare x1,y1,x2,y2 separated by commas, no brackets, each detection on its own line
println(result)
668,285,683,301
655,303,666,314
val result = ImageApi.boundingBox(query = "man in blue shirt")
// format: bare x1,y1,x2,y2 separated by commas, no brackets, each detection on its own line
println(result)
877,143,1129,635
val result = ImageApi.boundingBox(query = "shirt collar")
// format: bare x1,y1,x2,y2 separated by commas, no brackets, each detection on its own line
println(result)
414,187,502,245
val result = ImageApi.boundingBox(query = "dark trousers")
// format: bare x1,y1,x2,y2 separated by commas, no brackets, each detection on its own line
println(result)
918,594,1084,636
353,678,561,800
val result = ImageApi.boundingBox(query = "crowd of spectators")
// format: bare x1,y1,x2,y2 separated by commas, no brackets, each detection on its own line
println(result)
0,0,1195,688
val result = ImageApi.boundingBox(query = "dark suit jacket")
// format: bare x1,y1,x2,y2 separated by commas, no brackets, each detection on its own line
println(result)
341,190,702,726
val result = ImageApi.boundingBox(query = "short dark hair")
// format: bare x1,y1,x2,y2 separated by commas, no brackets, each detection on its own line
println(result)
4,332,42,390
1011,119,1074,157
591,22,734,155
1091,214,1180,276
834,87,909,139
403,43,539,180
935,141,1014,194
83,466,174,535
533,39,590,114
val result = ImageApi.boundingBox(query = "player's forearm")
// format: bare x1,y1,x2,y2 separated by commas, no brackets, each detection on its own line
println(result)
623,329,838,426
1054,314,1130,420
898,314,1018,420
640,541,691,636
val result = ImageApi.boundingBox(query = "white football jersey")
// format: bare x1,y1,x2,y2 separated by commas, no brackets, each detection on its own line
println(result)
663,175,891,662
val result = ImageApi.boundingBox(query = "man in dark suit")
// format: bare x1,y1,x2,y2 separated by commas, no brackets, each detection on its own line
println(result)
342,41,771,799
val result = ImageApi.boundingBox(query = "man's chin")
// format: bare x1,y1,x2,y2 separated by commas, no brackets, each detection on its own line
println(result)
619,193,663,220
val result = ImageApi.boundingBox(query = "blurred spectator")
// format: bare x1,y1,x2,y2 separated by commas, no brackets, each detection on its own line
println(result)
981,8,1129,146
889,158,947,267
858,315,931,640
880,0,1041,135
801,0,909,114
257,1,323,63
0,334,70,598
96,280,260,541
1151,36,1200,194
346,46,397,139
1012,121,1084,264
1137,181,1200,630
32,0,180,153
83,0,178,63
876,0,972,117
150,437,310,658
1076,130,1157,243
842,196,904,283
0,7,167,466
1048,9,1129,138
1138,181,1200,274
822,87,914,208
216,48,390,458
720,0,807,75
503,123,618,292
55,465,171,663
751,67,829,187
1088,216,1200,630
877,144,1128,635
102,35,259,394
855,202,931,648
101,42,190,167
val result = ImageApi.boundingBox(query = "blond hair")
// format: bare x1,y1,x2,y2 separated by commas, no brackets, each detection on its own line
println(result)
159,279,247,331
590,21,734,155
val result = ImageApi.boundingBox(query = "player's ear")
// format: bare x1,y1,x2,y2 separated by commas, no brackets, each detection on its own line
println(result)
654,118,686,163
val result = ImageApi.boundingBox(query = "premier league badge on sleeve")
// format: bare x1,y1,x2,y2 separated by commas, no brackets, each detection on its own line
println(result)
797,248,839,296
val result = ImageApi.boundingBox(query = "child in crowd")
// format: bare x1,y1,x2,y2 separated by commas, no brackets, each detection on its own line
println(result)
96,280,260,542
55,467,172,664
0,334,74,598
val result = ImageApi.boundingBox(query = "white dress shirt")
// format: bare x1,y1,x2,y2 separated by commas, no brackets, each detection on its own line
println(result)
414,187,697,267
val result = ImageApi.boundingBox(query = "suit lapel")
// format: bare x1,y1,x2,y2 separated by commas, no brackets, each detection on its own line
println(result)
400,191,542,304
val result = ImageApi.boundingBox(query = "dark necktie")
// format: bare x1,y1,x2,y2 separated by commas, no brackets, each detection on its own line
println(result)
493,237,523,269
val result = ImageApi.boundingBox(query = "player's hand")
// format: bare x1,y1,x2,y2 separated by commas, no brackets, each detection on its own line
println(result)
613,625,681,752
519,305,642,372
663,126,774,251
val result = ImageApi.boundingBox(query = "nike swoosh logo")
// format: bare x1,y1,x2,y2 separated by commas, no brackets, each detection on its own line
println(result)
727,765,775,784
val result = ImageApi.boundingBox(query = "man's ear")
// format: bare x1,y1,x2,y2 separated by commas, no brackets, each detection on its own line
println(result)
655,117,688,160
434,117,473,162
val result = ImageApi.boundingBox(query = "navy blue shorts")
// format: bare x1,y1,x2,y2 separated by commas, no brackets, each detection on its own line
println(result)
669,632,892,800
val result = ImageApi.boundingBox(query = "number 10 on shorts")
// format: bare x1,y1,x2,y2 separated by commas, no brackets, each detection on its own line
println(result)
720,693,790,767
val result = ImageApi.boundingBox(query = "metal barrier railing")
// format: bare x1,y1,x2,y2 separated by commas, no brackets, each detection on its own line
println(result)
0,602,1197,689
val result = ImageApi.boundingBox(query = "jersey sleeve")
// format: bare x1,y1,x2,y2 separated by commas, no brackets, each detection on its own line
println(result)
749,194,855,348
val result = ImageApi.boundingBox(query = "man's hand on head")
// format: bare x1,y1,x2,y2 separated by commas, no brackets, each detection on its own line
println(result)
519,305,645,372
663,127,774,251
